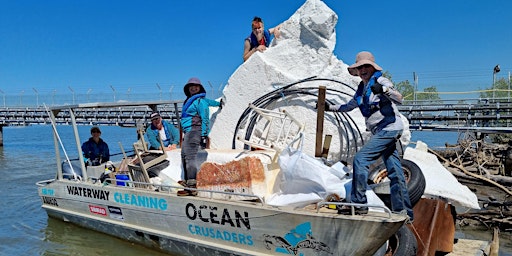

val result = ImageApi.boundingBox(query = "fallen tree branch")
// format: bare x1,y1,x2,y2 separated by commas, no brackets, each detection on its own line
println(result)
428,148,512,197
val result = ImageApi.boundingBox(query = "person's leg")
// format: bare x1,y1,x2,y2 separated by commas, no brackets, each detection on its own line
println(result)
351,131,394,205
381,130,414,220
178,131,201,196
182,130,201,186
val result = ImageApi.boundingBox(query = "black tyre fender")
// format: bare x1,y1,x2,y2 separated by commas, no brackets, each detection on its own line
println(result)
369,158,426,207
387,225,418,256
401,159,426,206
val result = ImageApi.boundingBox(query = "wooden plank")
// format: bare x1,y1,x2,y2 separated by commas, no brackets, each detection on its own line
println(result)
315,86,326,157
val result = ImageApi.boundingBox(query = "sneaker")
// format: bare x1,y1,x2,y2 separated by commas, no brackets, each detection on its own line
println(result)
177,189,197,196
177,184,198,196
337,206,368,215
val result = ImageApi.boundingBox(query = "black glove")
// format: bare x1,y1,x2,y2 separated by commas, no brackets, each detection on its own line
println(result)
200,136,208,149
370,83,384,94
315,101,333,111
219,99,224,109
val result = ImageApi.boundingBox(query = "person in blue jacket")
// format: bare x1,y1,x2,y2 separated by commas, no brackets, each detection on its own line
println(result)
145,112,180,151
178,77,222,196
81,126,110,166
243,16,281,62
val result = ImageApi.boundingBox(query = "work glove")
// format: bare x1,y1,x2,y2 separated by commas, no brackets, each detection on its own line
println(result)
200,136,208,149
219,99,224,109
370,83,385,94
316,101,340,112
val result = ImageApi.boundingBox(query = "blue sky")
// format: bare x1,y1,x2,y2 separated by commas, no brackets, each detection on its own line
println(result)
1,0,511,102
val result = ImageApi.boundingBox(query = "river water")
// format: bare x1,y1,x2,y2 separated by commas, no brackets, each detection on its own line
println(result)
0,126,510,255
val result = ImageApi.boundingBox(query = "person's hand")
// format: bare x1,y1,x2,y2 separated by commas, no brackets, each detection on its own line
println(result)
200,136,208,149
166,144,177,151
256,45,266,52
219,99,224,109
315,101,338,112
370,83,384,94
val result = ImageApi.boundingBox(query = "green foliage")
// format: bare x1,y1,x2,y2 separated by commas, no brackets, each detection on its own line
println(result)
395,80,414,100
384,70,441,102
416,86,441,102
479,78,511,99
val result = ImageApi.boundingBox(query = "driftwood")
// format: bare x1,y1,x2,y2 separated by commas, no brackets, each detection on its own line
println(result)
429,148,512,197
425,135,512,231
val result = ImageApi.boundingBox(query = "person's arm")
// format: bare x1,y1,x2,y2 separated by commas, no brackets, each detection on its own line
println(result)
376,76,403,104
145,126,160,149
203,98,221,107
103,142,110,161
81,141,90,159
334,98,359,112
165,121,180,145
269,24,282,38
198,100,211,137
243,39,258,62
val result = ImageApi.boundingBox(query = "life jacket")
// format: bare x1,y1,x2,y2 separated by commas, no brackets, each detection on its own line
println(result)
354,78,397,133
246,30,271,50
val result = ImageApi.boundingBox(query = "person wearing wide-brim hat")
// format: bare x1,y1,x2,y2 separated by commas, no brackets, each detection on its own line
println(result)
178,77,222,196
322,51,414,221
81,126,110,166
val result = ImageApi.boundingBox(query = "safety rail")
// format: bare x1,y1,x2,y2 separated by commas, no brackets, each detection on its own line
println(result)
316,201,394,218
103,177,265,205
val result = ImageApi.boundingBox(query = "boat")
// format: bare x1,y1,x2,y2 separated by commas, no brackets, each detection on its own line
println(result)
37,100,409,256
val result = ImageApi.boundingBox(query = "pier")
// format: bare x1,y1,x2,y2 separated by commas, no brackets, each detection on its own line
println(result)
0,95,511,145
0,101,183,146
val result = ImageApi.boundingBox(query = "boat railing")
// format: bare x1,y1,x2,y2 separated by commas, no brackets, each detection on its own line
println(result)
105,178,265,205
36,179,56,186
316,201,394,218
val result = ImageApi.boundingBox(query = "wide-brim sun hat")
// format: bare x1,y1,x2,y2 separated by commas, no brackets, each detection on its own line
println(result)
183,77,206,97
347,51,383,76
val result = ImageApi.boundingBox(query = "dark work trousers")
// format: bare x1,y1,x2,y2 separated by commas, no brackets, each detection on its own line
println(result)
181,130,201,186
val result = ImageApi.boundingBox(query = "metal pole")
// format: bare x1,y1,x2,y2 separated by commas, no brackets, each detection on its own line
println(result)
156,83,162,100
110,85,116,102
32,88,39,107
169,85,174,100
493,73,496,100
87,89,92,102
413,72,418,103
508,71,510,100
208,81,214,98
68,86,75,104
493,64,500,100
52,90,56,105
19,90,24,106
0,89,5,107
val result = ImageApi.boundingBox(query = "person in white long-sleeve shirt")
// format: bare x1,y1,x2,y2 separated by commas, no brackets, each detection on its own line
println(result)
324,51,414,221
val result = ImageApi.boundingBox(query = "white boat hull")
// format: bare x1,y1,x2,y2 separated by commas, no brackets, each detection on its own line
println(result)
39,179,406,255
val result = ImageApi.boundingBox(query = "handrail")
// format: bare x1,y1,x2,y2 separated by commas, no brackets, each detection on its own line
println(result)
36,179,56,186
104,178,265,205
316,201,394,218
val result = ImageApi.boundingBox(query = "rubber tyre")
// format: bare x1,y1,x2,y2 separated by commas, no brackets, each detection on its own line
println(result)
401,159,426,206
387,225,417,256
369,159,426,207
